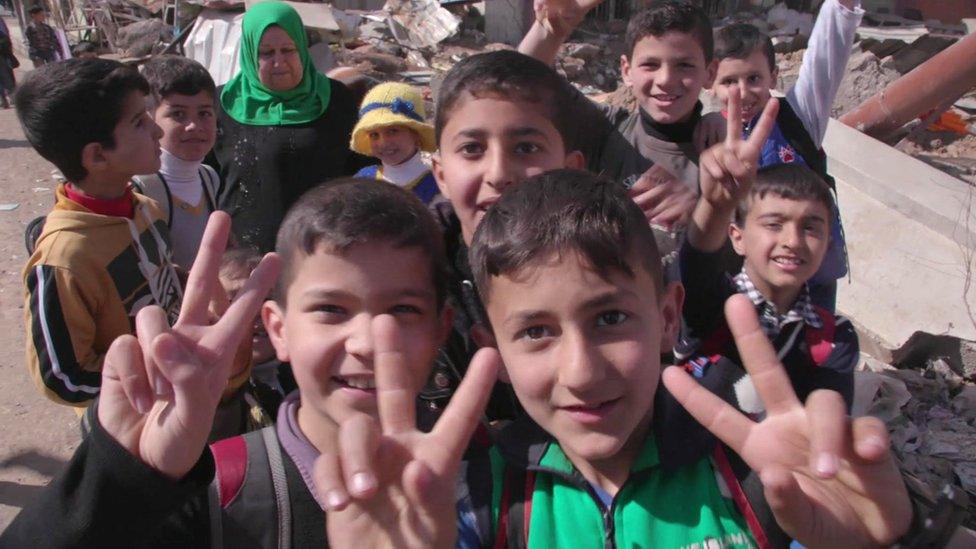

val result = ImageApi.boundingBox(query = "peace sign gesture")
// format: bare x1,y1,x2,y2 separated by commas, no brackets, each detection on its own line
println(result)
698,88,779,208
689,90,779,251
97,212,281,480
662,295,912,547
316,315,499,549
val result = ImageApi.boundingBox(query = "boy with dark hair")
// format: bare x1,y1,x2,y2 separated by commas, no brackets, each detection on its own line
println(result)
1,182,488,548
426,49,587,418
17,58,182,409
25,6,60,67
679,93,858,436
134,55,223,269
520,0,717,262
317,168,913,548
706,0,863,310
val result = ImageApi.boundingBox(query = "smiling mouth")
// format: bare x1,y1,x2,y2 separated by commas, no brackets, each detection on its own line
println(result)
332,376,377,391
559,397,621,422
772,256,805,267
652,93,681,103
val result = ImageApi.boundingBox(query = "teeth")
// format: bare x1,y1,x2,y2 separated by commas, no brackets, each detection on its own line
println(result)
774,257,802,265
343,377,376,390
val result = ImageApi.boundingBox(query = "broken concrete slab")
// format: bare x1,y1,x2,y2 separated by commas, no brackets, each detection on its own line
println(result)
824,118,976,349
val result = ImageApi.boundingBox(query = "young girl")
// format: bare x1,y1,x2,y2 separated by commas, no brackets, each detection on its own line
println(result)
351,82,439,204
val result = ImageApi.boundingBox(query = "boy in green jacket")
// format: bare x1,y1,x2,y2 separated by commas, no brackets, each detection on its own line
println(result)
315,102,914,548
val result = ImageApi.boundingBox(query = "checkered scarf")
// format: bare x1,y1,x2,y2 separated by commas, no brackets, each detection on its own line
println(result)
733,270,822,338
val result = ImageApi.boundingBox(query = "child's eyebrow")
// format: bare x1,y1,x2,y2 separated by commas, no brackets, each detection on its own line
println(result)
579,289,635,311
504,309,550,327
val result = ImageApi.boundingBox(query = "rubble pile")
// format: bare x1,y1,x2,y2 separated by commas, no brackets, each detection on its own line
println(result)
858,357,976,522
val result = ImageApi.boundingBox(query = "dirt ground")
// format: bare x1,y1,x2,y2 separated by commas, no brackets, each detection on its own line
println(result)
0,69,81,532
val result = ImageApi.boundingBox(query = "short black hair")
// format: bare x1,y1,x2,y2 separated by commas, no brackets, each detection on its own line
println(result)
28,6,44,15
14,58,150,183
72,41,98,56
470,169,664,303
714,23,776,74
734,163,834,225
626,0,714,63
141,55,217,112
434,50,575,150
274,178,448,308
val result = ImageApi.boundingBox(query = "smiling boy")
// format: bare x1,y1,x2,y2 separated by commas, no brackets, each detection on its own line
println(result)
134,55,223,269
519,0,716,264
318,169,913,549
678,94,858,431
17,59,182,410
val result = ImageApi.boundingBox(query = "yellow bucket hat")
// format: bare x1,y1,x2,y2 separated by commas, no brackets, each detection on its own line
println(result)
351,82,436,156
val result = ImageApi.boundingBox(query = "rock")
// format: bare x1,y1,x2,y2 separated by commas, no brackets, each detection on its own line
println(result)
563,42,601,62
343,51,408,74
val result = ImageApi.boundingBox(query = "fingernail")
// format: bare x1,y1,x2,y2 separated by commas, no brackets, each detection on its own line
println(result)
325,490,347,510
861,436,886,454
816,452,838,477
134,395,151,415
351,472,375,495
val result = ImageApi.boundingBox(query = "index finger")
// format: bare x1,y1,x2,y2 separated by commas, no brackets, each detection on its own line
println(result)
725,85,742,145
725,294,800,415
373,314,418,435
427,347,499,471
178,212,231,326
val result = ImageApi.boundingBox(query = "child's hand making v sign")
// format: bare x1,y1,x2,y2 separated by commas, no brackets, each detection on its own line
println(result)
97,212,281,480
690,87,778,253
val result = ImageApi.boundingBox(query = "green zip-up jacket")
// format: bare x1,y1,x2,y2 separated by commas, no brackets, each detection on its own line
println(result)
459,408,759,549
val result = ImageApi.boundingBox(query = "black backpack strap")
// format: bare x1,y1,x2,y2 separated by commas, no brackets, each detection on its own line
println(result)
199,165,218,212
262,425,292,548
494,466,535,549
776,100,833,189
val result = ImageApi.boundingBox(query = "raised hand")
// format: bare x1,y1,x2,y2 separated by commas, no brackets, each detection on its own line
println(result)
316,315,499,549
662,295,912,547
533,0,603,36
97,212,281,479
628,164,697,231
689,89,779,251
698,88,779,209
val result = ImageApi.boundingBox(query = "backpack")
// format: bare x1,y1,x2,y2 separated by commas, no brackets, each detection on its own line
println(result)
208,427,291,548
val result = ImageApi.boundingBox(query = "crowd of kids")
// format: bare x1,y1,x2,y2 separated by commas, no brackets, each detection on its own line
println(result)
3,0,934,547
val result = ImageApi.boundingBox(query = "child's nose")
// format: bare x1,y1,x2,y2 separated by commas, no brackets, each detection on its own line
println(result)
484,150,514,192
345,315,375,362
557,331,605,390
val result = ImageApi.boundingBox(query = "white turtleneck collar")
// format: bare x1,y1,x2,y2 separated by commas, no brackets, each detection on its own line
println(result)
159,148,203,205
380,150,429,188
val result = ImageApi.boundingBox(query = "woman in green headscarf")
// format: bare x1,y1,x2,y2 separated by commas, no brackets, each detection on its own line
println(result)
211,1,368,252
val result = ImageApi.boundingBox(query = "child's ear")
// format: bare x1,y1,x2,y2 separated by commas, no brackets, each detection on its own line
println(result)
620,54,632,87
658,281,684,351
432,152,450,199
704,59,718,89
470,323,510,382
729,222,746,256
80,142,106,176
262,301,290,363
564,150,585,170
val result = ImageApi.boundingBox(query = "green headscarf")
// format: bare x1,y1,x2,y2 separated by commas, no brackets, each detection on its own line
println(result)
220,1,331,126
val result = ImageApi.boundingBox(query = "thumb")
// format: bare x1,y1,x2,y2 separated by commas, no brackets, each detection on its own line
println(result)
97,335,152,450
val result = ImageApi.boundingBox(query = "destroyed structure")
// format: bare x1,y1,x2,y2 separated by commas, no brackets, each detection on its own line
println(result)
6,0,976,538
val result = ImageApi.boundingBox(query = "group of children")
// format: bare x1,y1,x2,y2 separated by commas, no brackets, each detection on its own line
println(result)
4,0,924,547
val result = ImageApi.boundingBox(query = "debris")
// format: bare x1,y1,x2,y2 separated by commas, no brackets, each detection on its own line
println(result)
862,355,976,526
0,203,19,211
384,0,460,49
114,19,172,58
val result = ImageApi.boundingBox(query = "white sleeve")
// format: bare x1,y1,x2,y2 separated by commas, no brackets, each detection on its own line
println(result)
785,0,864,146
